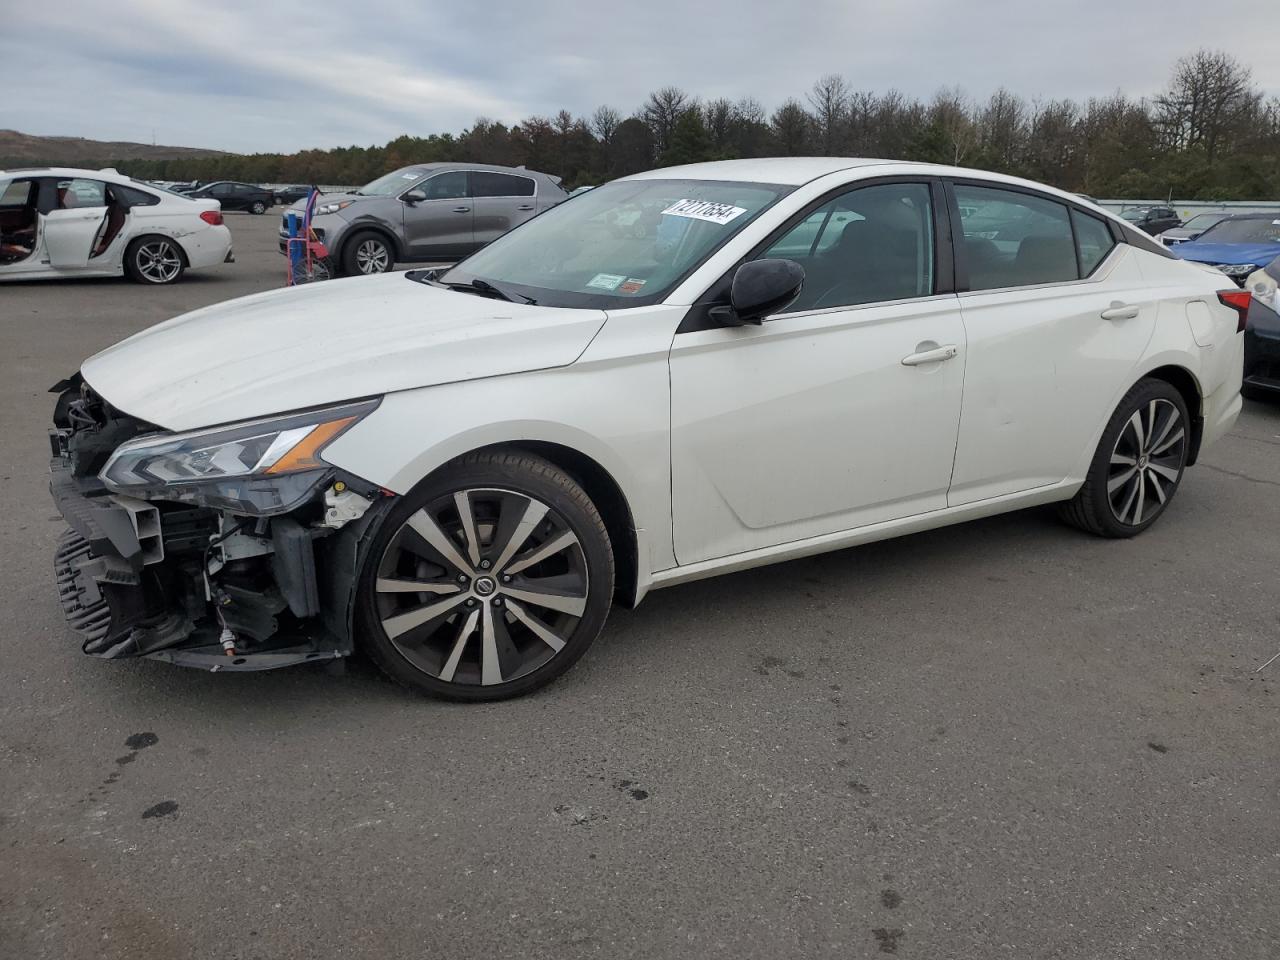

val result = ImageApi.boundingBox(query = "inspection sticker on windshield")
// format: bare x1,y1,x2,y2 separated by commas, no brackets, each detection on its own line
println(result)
587,273,626,290
618,278,646,294
661,199,748,225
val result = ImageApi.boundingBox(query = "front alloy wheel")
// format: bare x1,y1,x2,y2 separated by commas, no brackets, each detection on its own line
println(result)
343,232,393,276
358,452,614,700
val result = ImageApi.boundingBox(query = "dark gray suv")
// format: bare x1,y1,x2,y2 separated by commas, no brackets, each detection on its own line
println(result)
279,163,568,276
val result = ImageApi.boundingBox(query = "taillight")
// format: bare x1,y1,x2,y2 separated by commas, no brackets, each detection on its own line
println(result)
199,210,223,226
1217,289,1252,333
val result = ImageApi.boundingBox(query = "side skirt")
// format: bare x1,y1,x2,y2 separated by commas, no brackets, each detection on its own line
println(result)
645,480,1081,593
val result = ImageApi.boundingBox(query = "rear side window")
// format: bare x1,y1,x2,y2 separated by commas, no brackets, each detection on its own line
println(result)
955,184,1077,290
1071,209,1115,276
471,172,536,198
111,184,159,207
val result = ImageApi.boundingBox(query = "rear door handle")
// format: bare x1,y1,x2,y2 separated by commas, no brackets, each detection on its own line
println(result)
517,204,535,211
1101,302,1139,321
452,206,471,213
901,344,958,366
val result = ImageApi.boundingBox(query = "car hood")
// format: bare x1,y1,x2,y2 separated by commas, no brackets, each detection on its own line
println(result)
81,273,607,431
286,192,361,212
1174,241,1280,265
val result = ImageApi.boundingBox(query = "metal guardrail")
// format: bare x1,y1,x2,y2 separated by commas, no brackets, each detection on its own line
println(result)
1097,199,1280,218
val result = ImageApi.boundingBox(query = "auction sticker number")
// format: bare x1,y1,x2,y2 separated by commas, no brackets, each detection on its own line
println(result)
661,199,748,225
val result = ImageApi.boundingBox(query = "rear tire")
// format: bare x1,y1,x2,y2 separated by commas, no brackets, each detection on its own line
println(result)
356,451,615,701
250,200,267,215
1059,378,1190,537
124,236,186,285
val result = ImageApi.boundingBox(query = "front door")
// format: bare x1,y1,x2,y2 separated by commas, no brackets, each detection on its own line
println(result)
669,180,967,564
402,170,473,259
42,177,108,269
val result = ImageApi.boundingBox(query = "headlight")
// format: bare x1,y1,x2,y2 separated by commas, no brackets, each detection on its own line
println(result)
314,200,353,216
100,399,379,514
1216,263,1258,278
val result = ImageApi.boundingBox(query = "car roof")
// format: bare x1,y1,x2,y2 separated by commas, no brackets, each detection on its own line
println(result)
399,161,559,180
0,165,155,187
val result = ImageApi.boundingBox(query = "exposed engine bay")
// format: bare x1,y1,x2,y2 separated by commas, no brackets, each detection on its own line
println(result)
49,376,389,670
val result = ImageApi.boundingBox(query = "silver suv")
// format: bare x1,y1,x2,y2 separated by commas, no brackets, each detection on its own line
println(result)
279,163,567,276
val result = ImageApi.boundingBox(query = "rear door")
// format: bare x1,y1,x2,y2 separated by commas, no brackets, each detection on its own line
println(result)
208,182,236,209
41,177,109,269
946,181,1157,504
471,171,538,247
401,170,473,259
0,177,42,276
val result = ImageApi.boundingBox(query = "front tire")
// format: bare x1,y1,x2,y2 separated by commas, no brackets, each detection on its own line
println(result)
341,231,393,276
356,451,615,701
124,236,186,285
1060,378,1190,537
250,200,267,215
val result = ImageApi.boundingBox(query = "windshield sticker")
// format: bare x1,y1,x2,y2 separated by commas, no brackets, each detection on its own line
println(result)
587,273,625,291
618,278,646,294
661,199,748,225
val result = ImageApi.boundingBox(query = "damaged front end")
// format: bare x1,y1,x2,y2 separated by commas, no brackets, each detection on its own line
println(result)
48,376,390,671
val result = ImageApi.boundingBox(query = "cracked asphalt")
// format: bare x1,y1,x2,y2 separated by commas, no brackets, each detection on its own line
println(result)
2,214,1279,959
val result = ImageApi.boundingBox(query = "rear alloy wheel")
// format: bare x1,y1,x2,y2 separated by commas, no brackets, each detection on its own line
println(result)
125,237,185,284
343,232,393,276
250,200,267,215
357,452,614,700
1060,378,1190,537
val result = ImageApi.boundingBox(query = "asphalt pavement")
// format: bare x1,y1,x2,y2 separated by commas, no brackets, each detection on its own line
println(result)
2,213,1279,959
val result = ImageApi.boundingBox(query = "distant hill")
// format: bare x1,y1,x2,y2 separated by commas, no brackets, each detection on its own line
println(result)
0,130,231,168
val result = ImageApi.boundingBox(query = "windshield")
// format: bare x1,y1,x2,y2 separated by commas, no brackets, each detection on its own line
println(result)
1197,218,1280,244
356,168,426,196
1120,209,1148,221
440,178,790,308
1182,214,1223,230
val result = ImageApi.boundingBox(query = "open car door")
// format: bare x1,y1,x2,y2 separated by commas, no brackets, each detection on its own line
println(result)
42,177,109,269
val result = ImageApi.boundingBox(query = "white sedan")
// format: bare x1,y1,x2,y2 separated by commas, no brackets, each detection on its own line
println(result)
48,158,1245,700
0,167,233,284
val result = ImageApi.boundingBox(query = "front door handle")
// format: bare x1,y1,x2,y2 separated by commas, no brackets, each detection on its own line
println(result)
1101,302,1139,321
901,344,958,366
452,205,471,213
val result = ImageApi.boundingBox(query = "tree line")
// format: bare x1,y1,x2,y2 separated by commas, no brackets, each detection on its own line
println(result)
116,50,1279,199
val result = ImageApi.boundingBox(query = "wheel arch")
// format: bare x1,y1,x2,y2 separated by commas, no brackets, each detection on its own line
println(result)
129,231,191,266
1139,363,1205,465
405,439,642,609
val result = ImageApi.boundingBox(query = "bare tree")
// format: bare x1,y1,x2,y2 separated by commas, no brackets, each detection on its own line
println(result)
702,97,735,154
806,74,850,155
1155,49,1261,163
928,87,976,165
590,106,621,144
770,99,813,155
979,88,1028,171
641,86,691,156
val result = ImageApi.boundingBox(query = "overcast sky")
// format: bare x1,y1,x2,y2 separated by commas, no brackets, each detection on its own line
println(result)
5,0,1278,154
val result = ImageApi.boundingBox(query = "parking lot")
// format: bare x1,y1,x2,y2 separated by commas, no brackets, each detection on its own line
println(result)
2,211,1280,958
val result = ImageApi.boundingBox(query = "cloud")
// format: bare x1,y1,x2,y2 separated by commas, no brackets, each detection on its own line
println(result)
5,0,1277,152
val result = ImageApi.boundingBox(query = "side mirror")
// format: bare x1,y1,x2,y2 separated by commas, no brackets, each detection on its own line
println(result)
403,188,427,204
712,258,805,326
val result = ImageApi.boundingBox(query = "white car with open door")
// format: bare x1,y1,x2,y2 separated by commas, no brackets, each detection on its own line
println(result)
47,159,1245,700
0,167,233,284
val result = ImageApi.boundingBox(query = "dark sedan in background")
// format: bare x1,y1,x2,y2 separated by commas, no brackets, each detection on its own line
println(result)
1119,205,1181,235
1244,256,1280,398
183,181,276,214
274,184,314,205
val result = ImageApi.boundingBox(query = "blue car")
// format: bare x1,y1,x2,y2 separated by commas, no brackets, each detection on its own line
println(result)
1173,212,1280,285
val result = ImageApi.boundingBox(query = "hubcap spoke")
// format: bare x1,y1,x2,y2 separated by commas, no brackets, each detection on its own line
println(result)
506,600,567,652
381,593,469,640
1148,461,1180,483
504,530,578,576
1110,452,1137,467
1108,466,1138,494
502,584,587,618
1116,476,1141,524
1149,470,1168,504
438,608,479,682
454,491,482,567
406,508,473,575
1127,410,1146,451
375,577,462,595
491,498,550,573
1150,427,1185,457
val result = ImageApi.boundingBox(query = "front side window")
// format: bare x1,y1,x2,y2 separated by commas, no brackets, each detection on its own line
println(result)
472,172,535,198
761,182,935,312
441,178,789,308
356,168,428,196
55,178,106,208
1071,208,1115,276
209,183,233,198
418,171,470,201
955,184,1077,289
